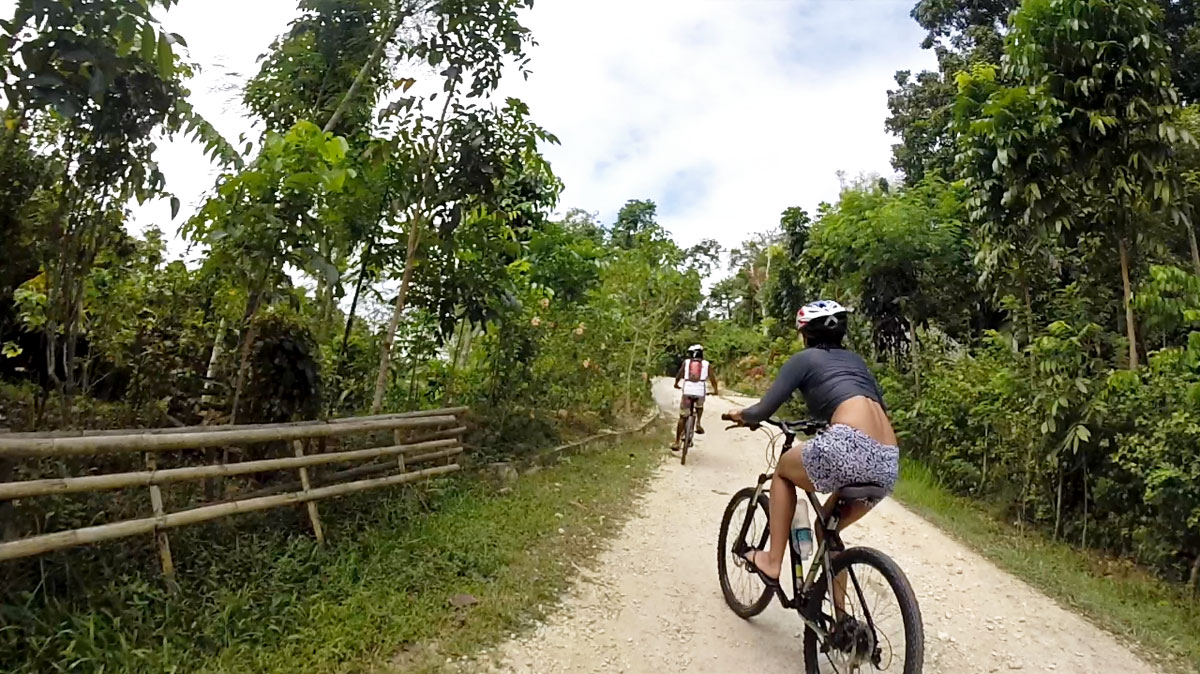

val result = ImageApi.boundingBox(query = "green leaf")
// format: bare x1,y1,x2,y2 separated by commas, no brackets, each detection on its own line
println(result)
170,196,181,220
88,66,106,103
141,23,156,62
157,32,174,78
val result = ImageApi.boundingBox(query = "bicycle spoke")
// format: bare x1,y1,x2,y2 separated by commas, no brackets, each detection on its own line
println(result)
845,564,907,672
724,498,770,606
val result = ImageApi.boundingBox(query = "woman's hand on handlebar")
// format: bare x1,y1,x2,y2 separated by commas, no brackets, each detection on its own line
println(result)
721,409,748,429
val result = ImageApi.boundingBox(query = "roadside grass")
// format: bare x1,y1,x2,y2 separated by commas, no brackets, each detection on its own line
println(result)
0,427,667,674
894,458,1200,674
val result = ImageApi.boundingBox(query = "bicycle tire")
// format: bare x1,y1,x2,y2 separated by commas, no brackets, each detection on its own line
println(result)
682,413,695,465
716,487,773,618
803,546,924,674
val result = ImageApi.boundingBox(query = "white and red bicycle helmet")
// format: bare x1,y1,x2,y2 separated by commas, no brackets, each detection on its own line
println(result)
796,300,852,333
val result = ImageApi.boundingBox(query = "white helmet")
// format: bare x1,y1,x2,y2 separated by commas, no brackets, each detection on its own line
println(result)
796,300,852,333
687,344,704,358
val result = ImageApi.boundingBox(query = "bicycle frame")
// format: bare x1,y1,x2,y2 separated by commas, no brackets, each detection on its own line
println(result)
734,420,883,647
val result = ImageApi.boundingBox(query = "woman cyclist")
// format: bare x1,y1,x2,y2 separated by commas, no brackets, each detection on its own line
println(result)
725,300,899,585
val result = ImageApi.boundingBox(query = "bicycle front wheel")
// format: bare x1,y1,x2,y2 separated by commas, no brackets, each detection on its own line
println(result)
803,546,923,674
716,487,773,618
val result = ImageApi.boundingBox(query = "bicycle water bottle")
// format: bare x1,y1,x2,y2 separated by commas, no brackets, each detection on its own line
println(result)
790,503,814,571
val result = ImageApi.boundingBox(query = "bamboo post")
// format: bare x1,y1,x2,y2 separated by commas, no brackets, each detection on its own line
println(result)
292,439,325,544
0,428,14,541
144,452,176,582
394,428,406,471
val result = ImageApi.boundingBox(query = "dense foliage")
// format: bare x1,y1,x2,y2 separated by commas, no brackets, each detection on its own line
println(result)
0,0,705,649
708,0,1200,591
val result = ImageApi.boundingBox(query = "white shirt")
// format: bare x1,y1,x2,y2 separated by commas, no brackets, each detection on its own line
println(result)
681,359,709,397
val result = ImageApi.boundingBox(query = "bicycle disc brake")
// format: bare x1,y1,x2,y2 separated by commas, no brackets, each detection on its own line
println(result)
823,615,877,670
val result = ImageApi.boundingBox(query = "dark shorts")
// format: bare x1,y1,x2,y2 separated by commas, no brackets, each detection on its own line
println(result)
679,394,705,414
801,424,899,494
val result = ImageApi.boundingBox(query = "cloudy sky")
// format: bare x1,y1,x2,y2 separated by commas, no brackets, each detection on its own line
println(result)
10,0,938,254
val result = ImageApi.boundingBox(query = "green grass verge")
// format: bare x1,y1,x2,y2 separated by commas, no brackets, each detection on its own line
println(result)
894,458,1200,674
1,429,666,674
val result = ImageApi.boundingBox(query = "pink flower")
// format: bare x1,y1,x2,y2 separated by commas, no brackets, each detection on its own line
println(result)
539,298,550,309
582,359,591,369
531,317,541,327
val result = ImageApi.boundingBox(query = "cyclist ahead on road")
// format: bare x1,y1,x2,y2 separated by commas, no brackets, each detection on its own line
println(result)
672,344,719,451
725,300,899,583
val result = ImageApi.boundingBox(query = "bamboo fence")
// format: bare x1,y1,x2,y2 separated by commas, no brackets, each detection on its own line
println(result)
0,408,467,576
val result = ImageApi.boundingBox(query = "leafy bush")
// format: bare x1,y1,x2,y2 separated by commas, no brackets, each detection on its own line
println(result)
887,316,1200,584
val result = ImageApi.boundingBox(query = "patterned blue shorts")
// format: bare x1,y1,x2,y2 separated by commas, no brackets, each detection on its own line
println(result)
801,424,899,494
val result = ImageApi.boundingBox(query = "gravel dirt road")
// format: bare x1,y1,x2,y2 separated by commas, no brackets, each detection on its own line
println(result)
472,379,1160,673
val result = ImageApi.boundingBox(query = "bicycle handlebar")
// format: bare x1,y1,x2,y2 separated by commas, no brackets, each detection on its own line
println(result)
720,413,827,436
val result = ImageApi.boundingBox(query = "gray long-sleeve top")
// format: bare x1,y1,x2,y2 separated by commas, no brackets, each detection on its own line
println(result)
740,347,886,424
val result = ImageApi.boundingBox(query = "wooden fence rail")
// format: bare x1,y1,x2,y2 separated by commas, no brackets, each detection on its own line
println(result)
0,408,469,574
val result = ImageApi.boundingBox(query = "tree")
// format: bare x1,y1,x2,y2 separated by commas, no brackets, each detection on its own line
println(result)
888,0,1200,184
887,0,1015,183
244,0,396,137
764,207,811,329
953,63,1062,345
610,199,659,249
802,177,976,358
184,122,354,421
1006,0,1188,369
364,0,540,412
2,0,235,408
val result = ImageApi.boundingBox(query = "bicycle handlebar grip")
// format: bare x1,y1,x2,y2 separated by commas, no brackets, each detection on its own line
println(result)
720,412,733,421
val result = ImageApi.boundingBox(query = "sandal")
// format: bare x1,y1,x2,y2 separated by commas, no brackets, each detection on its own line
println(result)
670,444,680,452
738,549,782,590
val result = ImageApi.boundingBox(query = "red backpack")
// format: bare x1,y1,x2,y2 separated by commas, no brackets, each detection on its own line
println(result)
686,359,704,382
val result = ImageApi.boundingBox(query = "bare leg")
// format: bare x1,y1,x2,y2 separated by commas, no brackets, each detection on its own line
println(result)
748,448,817,579
818,495,875,613
671,417,684,449
695,404,705,433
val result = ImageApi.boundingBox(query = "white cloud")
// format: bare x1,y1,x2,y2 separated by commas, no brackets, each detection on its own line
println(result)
500,1,937,251
2,0,937,256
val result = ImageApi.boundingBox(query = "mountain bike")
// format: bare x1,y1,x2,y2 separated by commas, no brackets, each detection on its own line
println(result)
716,415,924,673
679,395,699,465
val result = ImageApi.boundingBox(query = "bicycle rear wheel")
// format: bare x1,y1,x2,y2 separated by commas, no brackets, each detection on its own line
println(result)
716,487,773,618
803,546,923,674
681,413,695,465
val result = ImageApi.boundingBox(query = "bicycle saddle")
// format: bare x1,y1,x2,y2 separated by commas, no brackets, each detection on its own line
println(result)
837,483,888,503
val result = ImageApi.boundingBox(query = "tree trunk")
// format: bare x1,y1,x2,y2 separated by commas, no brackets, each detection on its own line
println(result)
322,15,402,134
340,245,371,356
371,220,421,413
1082,467,1089,549
1188,215,1200,276
445,318,467,404
624,324,644,415
761,252,771,326
1189,553,1200,597
1020,266,1034,348
229,289,265,425
1118,237,1139,369
1054,464,1063,540
911,326,921,398
200,319,227,421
